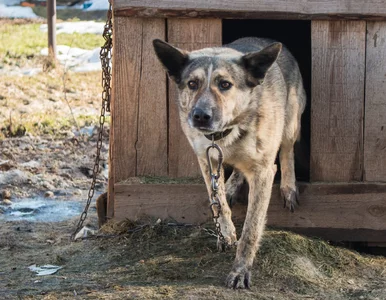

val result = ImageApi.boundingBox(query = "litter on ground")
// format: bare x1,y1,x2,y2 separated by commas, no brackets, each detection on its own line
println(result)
28,264,63,276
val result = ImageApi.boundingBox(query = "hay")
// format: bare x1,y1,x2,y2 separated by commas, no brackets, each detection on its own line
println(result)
98,219,386,295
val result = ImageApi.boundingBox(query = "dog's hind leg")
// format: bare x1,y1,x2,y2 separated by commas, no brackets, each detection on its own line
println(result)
225,169,245,207
198,157,237,250
280,86,305,212
279,141,299,212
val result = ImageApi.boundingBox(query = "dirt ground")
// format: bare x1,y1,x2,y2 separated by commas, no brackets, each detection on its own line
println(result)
1,219,386,299
1,19,386,300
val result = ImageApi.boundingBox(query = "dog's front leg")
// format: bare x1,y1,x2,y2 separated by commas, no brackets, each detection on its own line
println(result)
198,158,237,249
226,164,277,289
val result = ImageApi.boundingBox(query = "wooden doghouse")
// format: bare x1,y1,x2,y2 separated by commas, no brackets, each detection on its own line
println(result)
108,1,386,243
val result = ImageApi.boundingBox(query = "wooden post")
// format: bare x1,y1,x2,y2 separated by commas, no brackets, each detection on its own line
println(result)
47,0,56,59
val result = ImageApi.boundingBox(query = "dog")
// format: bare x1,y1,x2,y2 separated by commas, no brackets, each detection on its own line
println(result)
153,37,306,289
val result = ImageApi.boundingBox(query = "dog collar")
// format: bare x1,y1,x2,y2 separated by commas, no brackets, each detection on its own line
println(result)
204,128,233,141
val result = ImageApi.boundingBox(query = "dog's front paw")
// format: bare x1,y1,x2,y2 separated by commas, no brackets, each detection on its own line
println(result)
225,267,251,289
217,231,237,252
215,220,237,251
281,186,299,212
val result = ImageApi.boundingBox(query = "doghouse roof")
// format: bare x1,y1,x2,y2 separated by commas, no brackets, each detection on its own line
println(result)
114,0,386,20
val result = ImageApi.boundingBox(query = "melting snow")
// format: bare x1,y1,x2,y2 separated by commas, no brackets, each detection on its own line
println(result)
40,21,105,35
0,198,83,222
0,3,39,18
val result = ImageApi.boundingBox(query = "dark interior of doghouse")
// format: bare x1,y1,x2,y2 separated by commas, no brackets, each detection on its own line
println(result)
223,20,311,183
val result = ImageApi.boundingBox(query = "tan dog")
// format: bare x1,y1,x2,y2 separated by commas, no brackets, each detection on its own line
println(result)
153,37,306,289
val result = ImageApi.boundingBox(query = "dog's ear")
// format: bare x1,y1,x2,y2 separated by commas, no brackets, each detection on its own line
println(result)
241,42,282,87
153,39,189,83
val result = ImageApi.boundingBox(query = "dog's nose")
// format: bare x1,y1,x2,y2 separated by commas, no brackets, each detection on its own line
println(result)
192,107,212,124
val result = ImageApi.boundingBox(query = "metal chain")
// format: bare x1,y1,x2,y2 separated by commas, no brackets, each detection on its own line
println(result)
206,136,229,251
71,1,113,241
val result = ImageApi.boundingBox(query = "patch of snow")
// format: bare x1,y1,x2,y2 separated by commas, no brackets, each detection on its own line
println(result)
22,68,42,76
40,21,105,35
75,125,96,136
0,198,83,222
1,0,22,6
0,4,39,18
20,160,41,169
0,169,33,185
40,45,102,72
0,67,42,77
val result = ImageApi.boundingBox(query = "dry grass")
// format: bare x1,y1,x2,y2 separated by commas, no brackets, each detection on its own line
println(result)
0,20,106,139
0,22,103,67
97,219,386,298
0,67,103,138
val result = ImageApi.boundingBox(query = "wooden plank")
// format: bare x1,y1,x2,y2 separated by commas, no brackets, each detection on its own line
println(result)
112,17,142,181
167,19,222,177
136,19,168,176
364,22,386,182
367,242,386,247
289,229,386,243
114,182,386,242
114,184,210,222
310,21,365,182
114,0,386,20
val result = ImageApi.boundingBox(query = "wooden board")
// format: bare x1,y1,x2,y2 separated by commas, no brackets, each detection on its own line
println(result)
109,18,167,216
364,22,386,182
114,0,386,20
111,18,167,179
114,182,386,242
167,19,222,177
310,21,365,182
114,184,209,222
136,19,168,176
111,17,142,182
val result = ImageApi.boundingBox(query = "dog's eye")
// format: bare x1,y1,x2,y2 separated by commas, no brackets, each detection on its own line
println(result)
219,80,232,91
188,80,198,90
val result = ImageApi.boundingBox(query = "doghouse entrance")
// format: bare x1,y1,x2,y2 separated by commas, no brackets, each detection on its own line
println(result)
223,20,311,182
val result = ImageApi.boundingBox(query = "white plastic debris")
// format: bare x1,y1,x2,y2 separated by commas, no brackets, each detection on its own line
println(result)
28,264,63,276
83,0,109,11
74,226,97,240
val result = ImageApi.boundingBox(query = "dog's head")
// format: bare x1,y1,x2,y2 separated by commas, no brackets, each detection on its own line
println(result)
153,39,281,135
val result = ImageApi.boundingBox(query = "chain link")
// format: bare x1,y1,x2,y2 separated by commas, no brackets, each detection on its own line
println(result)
71,0,113,241
206,136,231,251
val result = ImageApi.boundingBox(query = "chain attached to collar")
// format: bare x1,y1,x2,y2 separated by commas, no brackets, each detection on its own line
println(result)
206,135,229,251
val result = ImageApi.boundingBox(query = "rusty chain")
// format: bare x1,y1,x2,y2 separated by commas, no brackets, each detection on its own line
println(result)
71,0,113,241
206,136,231,251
